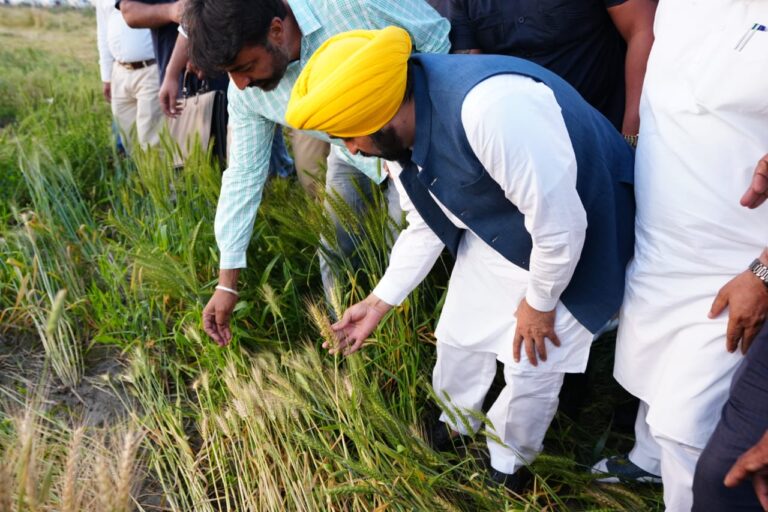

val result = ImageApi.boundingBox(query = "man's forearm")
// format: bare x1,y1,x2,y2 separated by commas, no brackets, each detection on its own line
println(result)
120,0,179,29
369,174,445,307
621,30,654,135
214,106,278,269
218,268,240,289
759,248,768,266
363,293,393,315
214,168,268,270
607,0,656,136
165,34,188,82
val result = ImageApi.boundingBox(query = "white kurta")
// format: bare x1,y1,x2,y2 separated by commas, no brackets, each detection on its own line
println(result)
614,0,768,449
373,74,593,371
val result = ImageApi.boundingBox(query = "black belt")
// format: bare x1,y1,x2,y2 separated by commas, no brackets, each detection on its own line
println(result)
117,59,156,70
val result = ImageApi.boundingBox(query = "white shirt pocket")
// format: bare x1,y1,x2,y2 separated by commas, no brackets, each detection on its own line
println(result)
690,15,768,116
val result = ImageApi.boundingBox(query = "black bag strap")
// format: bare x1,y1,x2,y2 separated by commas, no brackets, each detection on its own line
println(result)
182,70,211,101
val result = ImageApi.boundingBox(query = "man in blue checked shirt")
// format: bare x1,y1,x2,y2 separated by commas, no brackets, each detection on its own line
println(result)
183,0,450,346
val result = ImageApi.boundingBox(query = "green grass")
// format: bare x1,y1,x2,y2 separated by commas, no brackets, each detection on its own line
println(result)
0,7,663,511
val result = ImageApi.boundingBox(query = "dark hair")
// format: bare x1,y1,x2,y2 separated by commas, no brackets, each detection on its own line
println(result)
185,0,288,76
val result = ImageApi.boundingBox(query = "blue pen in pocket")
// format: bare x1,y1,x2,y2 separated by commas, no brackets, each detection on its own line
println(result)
735,23,766,51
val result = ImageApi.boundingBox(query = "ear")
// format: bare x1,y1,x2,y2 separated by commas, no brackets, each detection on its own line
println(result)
267,16,284,46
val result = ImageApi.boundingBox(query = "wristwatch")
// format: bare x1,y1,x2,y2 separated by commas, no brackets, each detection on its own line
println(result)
749,258,768,288
623,134,638,148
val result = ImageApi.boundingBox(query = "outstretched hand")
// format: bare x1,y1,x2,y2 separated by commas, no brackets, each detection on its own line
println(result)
725,430,768,510
327,294,392,356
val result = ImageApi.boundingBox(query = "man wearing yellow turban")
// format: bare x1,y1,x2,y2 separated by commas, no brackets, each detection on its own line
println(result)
181,0,450,349
287,27,412,139
287,27,636,490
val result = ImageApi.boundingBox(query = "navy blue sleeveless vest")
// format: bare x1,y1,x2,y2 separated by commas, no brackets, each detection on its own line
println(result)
398,53,635,333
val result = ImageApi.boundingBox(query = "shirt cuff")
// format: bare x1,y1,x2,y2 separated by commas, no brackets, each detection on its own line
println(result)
525,288,559,313
219,251,247,270
100,62,113,82
371,275,409,307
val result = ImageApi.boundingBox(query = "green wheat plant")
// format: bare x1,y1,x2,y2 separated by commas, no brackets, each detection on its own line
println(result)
0,8,664,511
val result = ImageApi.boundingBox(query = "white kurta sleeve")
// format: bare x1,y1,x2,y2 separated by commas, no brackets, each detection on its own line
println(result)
460,75,588,312
372,163,445,306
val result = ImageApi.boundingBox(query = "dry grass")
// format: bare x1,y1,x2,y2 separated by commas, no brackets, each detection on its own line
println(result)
0,6,97,63
1,402,144,512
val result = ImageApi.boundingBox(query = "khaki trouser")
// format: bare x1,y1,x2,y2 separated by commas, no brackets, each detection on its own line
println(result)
290,129,330,200
111,62,163,151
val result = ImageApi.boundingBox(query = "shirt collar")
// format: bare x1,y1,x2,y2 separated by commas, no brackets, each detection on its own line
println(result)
287,0,322,39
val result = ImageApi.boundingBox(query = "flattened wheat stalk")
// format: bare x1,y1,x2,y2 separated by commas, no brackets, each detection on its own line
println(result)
96,449,114,512
116,429,141,512
62,426,84,512
0,458,12,512
17,409,39,511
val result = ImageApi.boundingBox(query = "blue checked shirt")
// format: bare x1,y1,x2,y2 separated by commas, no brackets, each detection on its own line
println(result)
216,0,450,269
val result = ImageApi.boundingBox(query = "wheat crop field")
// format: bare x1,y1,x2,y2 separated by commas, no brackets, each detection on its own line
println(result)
0,6,663,511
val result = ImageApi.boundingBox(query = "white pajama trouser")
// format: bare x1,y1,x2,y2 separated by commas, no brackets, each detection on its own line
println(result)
110,62,162,152
654,434,702,512
433,341,565,475
628,401,662,476
631,401,702,512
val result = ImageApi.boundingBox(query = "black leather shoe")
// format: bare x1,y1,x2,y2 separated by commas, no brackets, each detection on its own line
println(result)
488,468,524,493
428,422,473,453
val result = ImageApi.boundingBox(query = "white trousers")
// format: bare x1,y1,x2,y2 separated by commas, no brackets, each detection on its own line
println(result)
633,401,702,511
655,433,702,512
111,62,162,151
628,401,662,476
433,342,565,474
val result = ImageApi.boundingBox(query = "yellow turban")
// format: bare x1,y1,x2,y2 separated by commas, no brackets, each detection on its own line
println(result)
286,27,412,138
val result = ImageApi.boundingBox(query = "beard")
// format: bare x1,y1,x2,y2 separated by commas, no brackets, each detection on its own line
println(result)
366,125,412,162
247,41,291,91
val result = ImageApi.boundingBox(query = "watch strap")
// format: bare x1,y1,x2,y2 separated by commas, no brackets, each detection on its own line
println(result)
749,258,768,288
